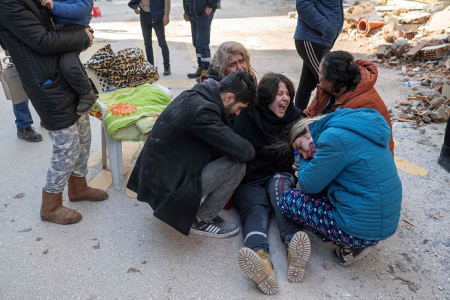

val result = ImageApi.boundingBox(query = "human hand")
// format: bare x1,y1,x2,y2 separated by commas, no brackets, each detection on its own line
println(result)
40,0,54,10
292,162,299,172
183,13,189,21
163,15,169,26
205,7,212,15
85,27,94,47
134,8,140,14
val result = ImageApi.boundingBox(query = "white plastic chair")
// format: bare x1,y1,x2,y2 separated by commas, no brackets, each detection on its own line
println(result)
85,68,173,189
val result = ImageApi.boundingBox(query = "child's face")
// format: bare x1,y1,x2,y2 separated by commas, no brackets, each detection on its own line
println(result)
292,133,314,160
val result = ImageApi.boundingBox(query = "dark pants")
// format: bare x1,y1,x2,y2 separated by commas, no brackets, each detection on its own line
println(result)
233,173,302,254
444,117,450,147
294,39,330,110
189,11,214,70
140,10,170,68
56,24,92,95
13,100,33,129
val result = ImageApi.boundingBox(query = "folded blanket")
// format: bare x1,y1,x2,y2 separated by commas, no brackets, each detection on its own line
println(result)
91,84,172,141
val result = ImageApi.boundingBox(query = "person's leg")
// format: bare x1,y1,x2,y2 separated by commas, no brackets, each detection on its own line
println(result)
438,117,450,172
13,100,42,142
195,11,214,72
279,188,378,266
153,20,170,73
67,115,108,202
190,157,245,237
187,15,202,77
198,156,245,222
140,11,155,65
294,40,330,110
234,182,278,295
41,120,84,224
267,173,309,283
267,172,302,246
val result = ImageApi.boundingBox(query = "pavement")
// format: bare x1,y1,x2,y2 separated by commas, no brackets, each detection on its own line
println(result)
0,0,449,299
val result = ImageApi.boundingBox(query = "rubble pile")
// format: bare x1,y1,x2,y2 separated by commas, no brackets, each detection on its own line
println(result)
340,1,450,125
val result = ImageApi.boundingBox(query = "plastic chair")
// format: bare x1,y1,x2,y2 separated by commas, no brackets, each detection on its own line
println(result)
85,68,173,189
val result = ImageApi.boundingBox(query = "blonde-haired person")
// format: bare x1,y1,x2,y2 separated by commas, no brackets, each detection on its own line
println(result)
200,41,257,84
278,108,402,269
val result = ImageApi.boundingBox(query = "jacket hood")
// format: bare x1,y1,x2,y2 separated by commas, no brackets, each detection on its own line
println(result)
310,108,391,147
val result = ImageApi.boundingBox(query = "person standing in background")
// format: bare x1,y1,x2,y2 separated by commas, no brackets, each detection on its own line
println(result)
129,0,171,76
294,0,344,110
438,118,450,172
183,0,218,79
0,44,43,142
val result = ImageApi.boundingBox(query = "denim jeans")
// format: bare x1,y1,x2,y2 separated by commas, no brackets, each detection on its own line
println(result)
13,100,33,129
189,11,214,70
233,172,303,254
197,156,246,222
140,10,170,68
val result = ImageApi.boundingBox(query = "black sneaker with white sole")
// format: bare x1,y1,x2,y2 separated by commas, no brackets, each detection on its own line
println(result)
332,246,372,266
190,215,239,238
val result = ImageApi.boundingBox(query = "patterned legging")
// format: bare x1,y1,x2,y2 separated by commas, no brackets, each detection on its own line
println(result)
44,115,91,194
279,189,378,248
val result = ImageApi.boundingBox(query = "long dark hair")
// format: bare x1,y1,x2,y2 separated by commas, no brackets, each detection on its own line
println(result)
257,73,295,106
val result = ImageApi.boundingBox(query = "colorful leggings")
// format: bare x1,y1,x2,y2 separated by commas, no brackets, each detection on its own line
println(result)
279,189,378,248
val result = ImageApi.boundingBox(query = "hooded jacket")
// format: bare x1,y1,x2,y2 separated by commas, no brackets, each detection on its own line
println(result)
52,0,93,27
294,0,344,48
233,101,302,184
298,108,402,240
127,82,255,236
304,60,394,155
0,0,90,130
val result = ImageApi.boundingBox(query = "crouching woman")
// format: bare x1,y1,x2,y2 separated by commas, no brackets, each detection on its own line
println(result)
278,108,402,267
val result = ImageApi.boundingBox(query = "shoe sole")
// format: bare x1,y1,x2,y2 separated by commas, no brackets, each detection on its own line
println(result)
190,226,239,238
238,247,278,295
69,195,109,202
332,247,372,267
40,215,82,225
287,231,311,283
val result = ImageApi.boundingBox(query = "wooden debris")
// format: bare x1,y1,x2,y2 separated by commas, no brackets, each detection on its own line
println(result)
402,219,416,227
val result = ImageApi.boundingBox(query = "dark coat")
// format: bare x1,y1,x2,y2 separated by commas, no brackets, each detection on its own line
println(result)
183,0,219,17
233,101,302,185
128,0,165,23
127,82,255,236
0,0,91,130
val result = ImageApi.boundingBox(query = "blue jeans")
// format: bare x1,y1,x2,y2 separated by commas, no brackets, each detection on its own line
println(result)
189,11,214,70
13,100,33,129
140,11,170,67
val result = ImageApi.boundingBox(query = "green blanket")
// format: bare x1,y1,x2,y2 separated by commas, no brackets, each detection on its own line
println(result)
92,84,172,141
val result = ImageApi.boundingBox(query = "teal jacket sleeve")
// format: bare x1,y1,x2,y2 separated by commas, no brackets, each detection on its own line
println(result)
298,133,347,194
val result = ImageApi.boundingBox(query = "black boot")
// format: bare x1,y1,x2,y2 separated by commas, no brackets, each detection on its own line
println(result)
77,88,98,115
17,126,43,142
163,65,171,76
187,67,202,78
438,144,450,173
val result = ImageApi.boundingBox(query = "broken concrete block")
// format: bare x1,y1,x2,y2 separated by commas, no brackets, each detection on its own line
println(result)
441,84,450,99
430,78,444,89
430,106,449,122
429,96,445,110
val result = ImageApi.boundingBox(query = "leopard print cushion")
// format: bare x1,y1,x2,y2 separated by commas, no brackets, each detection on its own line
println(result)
85,44,159,88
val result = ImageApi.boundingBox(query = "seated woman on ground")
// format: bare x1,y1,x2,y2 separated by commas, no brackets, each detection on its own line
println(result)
200,41,257,84
303,50,394,155
277,108,402,269
232,73,308,295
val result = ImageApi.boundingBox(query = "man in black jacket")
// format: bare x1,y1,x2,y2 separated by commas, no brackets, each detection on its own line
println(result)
0,0,108,225
127,71,256,238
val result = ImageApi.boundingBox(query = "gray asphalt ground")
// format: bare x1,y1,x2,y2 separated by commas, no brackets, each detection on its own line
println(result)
0,0,449,299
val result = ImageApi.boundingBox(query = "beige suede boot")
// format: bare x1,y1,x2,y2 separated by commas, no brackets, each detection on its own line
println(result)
238,247,278,295
40,189,82,225
287,231,311,282
68,176,108,202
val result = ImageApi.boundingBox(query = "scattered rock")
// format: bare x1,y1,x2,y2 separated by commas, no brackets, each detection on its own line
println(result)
18,228,32,233
127,268,142,274
430,107,449,122
36,238,42,241
433,214,440,220
13,193,25,199
323,262,332,270
93,242,100,249
42,249,49,255
429,96,445,110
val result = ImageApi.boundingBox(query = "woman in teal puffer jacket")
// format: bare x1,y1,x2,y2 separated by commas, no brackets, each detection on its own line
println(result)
277,108,402,268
